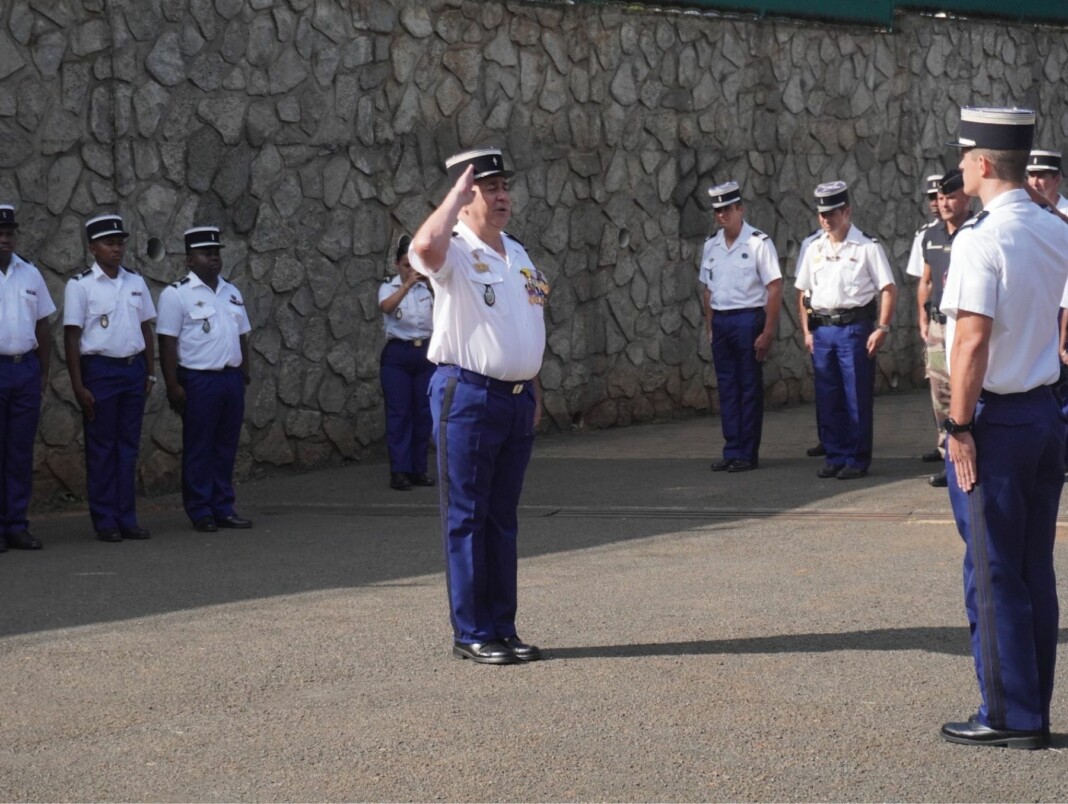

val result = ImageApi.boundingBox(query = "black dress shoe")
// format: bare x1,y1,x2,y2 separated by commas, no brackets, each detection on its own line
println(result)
501,636,543,661
216,515,252,529
408,473,436,487
817,464,843,478
390,472,412,490
727,458,757,473
452,640,520,665
837,466,868,480
806,443,827,457
193,517,218,533
96,528,123,543
710,458,734,472
921,449,943,463
7,531,42,550
928,470,948,488
120,526,151,540
941,719,1048,749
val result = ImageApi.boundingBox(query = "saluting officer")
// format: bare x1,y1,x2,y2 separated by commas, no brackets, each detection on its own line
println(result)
939,107,1068,750
156,227,252,533
699,181,782,473
64,214,156,542
1025,149,1068,213
0,205,54,552
795,181,897,480
409,147,548,665
378,234,435,491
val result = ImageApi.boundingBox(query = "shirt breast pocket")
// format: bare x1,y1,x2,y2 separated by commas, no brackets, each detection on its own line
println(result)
189,305,216,335
467,269,508,314
87,297,114,327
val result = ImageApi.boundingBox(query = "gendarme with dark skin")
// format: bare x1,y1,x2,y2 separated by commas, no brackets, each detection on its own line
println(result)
0,223,51,393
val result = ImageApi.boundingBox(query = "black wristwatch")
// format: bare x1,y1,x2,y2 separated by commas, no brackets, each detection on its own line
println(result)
941,416,973,435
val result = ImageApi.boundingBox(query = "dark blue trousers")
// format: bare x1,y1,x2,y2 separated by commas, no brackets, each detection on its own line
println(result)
430,365,536,644
812,321,875,470
178,367,245,523
380,339,433,475
711,308,765,462
947,387,1064,732
0,353,40,536
81,354,146,532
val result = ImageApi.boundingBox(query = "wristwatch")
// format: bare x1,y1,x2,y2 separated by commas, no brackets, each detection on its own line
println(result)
941,416,973,435
147,375,158,384
876,324,891,333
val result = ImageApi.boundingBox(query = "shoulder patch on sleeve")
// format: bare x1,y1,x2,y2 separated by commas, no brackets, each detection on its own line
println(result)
503,231,525,247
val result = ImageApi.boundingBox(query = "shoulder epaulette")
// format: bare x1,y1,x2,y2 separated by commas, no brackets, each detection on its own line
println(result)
860,230,880,243
171,277,190,288
751,229,769,241
957,211,988,231
451,231,460,238
503,231,524,247
121,265,141,276
74,268,92,280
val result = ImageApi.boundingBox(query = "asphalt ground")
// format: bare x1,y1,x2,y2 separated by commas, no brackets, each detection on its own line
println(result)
2,389,1068,802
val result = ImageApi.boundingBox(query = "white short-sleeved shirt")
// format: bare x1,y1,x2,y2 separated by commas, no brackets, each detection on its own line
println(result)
155,273,251,370
943,189,1068,394
378,275,433,341
63,263,156,358
0,254,56,355
794,229,820,279
408,220,547,382
698,221,782,310
794,224,895,310
905,220,938,279
1057,195,1068,214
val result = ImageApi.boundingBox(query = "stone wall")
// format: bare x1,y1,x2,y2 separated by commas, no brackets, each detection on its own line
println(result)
2,0,1065,499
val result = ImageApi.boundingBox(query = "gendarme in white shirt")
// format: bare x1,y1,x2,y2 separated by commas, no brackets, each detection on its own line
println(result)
408,220,546,382
155,273,251,371
378,275,433,342
0,253,56,355
698,221,781,310
63,263,156,358
794,224,895,310
942,189,1068,394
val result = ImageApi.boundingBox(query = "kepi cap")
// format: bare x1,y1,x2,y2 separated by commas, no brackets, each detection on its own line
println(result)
395,234,411,262
1027,149,1062,174
925,174,943,197
814,181,849,212
445,148,514,183
938,168,964,195
707,181,742,209
86,213,129,241
0,205,16,229
948,107,1035,150
184,226,225,251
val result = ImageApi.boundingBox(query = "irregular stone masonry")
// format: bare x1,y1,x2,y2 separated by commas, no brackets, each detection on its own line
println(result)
1,0,1064,498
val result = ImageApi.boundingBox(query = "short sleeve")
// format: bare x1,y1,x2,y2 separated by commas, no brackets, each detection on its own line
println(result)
63,278,87,327
155,286,183,337
697,241,712,287
866,243,896,289
137,276,157,322
32,268,56,319
755,238,782,285
409,239,457,283
794,248,813,292
904,230,925,279
940,230,996,318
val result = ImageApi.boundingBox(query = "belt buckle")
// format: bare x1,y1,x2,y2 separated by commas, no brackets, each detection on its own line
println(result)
829,314,843,324
511,383,524,395
412,339,423,347
12,354,22,364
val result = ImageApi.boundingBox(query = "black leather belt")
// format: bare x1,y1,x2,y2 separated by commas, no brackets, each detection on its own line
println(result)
439,364,530,396
713,306,763,317
389,337,427,348
0,352,32,364
811,300,876,327
83,353,142,365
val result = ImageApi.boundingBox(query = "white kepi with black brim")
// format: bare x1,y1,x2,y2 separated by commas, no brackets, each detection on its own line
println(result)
814,181,849,212
947,107,1035,151
707,181,742,209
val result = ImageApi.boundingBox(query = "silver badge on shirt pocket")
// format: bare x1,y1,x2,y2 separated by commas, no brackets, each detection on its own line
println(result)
100,314,109,329
202,320,211,333
483,285,495,307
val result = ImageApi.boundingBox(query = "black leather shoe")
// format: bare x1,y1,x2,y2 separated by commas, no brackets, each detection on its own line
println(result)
837,466,868,480
408,473,436,487
710,458,734,472
921,449,943,463
390,472,412,490
96,529,123,542
120,526,151,540
941,719,1048,749
452,640,520,665
727,459,757,473
806,443,827,457
193,517,218,533
817,464,843,479
928,470,948,488
216,515,252,529
501,636,543,661
7,531,42,550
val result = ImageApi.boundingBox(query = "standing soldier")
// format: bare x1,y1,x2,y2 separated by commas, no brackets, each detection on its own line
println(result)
914,171,972,487
699,181,782,473
0,205,54,552
939,106,1068,750
795,182,897,480
904,174,944,283
409,147,547,665
156,227,252,533
64,214,156,542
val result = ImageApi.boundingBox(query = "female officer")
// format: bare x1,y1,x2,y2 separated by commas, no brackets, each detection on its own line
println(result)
378,235,435,490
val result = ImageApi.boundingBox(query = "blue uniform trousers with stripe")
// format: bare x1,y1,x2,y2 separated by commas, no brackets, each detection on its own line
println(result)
0,353,40,536
178,367,245,523
812,320,875,470
380,339,433,475
947,387,1064,732
711,307,765,462
81,354,146,532
430,365,536,644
